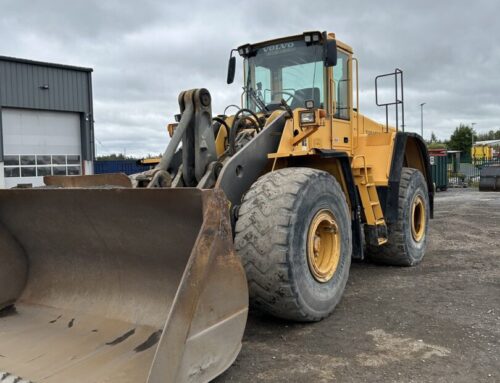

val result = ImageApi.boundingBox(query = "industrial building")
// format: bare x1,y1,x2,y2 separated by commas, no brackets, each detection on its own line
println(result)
0,55,94,188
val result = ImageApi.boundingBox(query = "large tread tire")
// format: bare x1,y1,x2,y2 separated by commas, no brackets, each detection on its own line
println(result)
234,168,351,322
368,167,429,266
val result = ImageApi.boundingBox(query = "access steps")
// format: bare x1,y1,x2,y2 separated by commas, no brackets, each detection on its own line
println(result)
351,156,388,246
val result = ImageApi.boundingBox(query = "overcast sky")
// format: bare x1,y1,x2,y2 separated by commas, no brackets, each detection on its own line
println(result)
1,0,499,156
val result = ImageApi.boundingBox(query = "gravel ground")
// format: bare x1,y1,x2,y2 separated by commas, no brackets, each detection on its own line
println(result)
215,189,500,382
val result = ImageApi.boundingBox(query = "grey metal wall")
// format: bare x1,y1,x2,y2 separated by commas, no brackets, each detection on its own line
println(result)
0,56,94,161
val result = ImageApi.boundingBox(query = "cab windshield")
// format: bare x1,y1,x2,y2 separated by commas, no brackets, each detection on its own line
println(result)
244,40,325,112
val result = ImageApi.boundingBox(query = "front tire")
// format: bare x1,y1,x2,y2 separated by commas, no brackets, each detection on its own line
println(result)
235,168,351,322
368,167,429,266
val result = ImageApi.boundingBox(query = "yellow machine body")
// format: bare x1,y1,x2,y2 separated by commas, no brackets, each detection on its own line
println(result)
472,144,493,161
254,33,431,235
0,32,433,383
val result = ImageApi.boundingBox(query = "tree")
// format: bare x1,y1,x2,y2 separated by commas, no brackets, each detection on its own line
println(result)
430,132,438,143
448,124,476,161
96,153,137,161
477,129,500,141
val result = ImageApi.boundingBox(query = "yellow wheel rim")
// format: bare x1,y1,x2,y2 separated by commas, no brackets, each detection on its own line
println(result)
411,195,426,242
307,209,341,283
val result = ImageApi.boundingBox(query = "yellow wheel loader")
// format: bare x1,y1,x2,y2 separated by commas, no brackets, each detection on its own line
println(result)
0,31,433,382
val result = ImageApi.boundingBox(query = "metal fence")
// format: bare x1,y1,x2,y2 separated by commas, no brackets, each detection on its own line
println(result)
448,158,500,187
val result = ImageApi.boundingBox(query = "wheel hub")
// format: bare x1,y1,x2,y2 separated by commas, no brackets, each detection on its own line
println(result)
411,195,426,242
307,209,340,283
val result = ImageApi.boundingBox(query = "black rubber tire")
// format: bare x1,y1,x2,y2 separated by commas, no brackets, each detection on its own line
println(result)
367,167,429,266
234,168,352,322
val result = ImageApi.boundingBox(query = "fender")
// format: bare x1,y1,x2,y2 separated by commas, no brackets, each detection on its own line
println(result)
315,150,364,260
384,132,434,224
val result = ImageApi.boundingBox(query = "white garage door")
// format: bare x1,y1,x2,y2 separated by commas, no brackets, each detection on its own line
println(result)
2,108,82,188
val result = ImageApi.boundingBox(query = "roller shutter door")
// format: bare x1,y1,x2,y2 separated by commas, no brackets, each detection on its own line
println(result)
2,108,82,188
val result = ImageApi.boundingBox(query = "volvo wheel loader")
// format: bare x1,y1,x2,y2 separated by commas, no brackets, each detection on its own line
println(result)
0,31,433,382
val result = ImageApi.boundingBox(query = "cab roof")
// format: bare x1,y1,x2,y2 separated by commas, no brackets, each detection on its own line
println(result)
238,31,353,55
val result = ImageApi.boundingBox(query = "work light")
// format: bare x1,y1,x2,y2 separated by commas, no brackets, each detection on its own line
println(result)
300,111,315,124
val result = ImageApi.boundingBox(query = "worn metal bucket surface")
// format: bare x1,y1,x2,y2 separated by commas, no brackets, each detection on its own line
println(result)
0,187,248,383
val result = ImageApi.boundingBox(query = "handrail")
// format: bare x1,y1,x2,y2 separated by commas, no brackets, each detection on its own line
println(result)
330,77,337,118
350,57,360,150
374,68,404,133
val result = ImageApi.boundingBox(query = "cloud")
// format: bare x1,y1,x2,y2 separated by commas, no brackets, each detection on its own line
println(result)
1,0,499,156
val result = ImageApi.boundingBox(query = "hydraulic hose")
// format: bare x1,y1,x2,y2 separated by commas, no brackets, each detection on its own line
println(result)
228,109,263,155
212,116,230,138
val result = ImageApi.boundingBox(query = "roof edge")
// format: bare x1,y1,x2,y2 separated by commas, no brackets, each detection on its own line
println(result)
0,55,93,72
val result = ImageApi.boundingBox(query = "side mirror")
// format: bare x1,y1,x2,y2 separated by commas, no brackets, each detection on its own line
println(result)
324,39,337,67
227,55,236,84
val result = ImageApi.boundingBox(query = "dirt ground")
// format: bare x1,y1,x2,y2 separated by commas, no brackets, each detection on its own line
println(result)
215,189,500,383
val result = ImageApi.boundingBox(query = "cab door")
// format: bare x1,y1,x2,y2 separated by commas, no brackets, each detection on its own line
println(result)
330,48,352,153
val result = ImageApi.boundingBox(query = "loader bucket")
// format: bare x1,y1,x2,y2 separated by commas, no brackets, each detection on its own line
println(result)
0,187,248,383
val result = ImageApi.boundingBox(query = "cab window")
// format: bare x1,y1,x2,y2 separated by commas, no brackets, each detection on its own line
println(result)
333,50,349,120
254,66,271,104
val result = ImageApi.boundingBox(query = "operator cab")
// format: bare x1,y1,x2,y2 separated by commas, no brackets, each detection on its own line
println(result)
227,31,338,114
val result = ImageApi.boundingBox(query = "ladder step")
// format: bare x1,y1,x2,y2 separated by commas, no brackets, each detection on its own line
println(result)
352,164,372,169
354,163,385,230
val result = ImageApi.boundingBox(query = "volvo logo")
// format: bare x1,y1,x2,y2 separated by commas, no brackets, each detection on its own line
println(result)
263,42,295,54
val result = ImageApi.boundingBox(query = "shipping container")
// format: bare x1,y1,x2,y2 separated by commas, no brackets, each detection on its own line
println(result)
94,160,152,175
428,149,448,191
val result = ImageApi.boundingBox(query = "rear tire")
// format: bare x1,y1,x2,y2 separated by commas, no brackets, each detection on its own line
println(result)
235,168,351,322
368,167,429,266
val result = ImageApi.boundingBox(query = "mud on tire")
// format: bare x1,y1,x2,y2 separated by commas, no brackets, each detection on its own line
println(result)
234,168,352,322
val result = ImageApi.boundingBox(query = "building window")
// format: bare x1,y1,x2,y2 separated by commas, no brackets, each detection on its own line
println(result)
67,155,80,165
52,155,66,165
37,167,52,176
36,155,51,165
67,166,81,175
4,154,81,178
21,155,36,165
53,166,67,176
4,167,20,177
4,155,20,166
21,167,36,177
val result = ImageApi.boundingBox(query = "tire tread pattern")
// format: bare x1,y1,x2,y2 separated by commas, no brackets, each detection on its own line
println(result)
368,167,428,266
235,168,349,321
